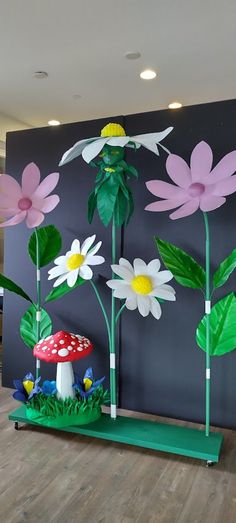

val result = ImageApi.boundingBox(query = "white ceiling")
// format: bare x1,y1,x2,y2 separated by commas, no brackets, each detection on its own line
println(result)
0,0,235,144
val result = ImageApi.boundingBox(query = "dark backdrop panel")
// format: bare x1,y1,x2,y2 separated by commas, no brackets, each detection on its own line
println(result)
121,99,236,429
2,116,124,389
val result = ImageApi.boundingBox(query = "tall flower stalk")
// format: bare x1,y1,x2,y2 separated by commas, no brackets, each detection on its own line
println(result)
35,228,42,379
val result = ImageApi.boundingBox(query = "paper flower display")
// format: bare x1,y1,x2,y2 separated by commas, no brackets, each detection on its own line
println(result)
0,162,60,227
145,141,236,220
34,331,94,400
59,122,173,165
13,373,41,403
73,367,105,398
48,235,105,287
106,257,176,319
41,380,57,396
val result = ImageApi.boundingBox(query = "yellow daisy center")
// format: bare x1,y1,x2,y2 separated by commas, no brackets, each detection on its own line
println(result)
67,253,85,271
100,123,126,137
23,380,34,395
131,275,153,295
83,378,93,391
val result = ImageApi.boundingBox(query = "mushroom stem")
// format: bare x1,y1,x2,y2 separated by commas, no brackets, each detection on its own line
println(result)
56,362,75,400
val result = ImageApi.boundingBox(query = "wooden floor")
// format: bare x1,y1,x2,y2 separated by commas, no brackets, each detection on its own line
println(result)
1,385,236,523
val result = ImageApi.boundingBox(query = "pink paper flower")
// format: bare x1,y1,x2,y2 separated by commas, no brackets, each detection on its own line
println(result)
145,141,236,220
0,163,60,228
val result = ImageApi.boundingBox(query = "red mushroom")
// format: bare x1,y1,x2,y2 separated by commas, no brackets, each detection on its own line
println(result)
33,331,93,400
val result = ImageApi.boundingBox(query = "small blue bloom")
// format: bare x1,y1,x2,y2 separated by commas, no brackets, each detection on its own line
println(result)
73,367,105,398
41,380,57,396
13,373,42,403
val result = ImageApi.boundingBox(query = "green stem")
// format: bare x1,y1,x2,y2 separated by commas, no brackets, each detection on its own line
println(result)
115,302,126,324
203,212,211,437
90,280,111,347
110,219,117,418
35,228,41,379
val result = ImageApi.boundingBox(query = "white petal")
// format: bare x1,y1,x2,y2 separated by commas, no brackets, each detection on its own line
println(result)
152,270,173,285
67,270,79,287
79,265,93,280
110,264,133,281
133,258,147,275
71,239,80,253
107,136,130,147
48,265,67,279
113,286,134,299
81,235,96,255
133,138,159,155
54,255,66,266
88,240,102,256
53,273,69,287
82,137,110,163
119,258,134,274
59,137,98,166
151,285,176,301
125,295,138,310
147,259,161,274
106,280,131,290
150,297,162,319
86,254,105,266
137,295,151,317
133,128,173,147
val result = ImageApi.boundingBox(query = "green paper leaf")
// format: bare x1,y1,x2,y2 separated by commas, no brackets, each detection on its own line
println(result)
28,225,62,268
213,249,236,289
196,293,236,356
45,275,86,303
20,304,52,349
114,188,129,227
97,175,120,226
156,237,205,289
0,273,32,303
125,164,139,178
87,190,97,224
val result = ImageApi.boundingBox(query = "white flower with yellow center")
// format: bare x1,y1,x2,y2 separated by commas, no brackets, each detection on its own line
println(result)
48,235,105,288
59,122,173,166
106,257,176,320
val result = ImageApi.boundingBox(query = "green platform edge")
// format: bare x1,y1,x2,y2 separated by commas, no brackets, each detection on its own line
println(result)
9,406,223,462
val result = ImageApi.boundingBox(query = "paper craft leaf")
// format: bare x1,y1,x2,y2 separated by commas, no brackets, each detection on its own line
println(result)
196,293,236,356
28,225,62,268
213,249,236,289
87,190,97,224
156,238,205,289
0,273,32,303
97,175,120,226
45,275,86,303
20,305,52,349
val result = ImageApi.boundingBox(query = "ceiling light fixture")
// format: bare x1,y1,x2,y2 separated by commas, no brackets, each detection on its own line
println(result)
33,71,48,79
125,51,141,60
48,120,61,126
168,102,182,109
140,69,157,80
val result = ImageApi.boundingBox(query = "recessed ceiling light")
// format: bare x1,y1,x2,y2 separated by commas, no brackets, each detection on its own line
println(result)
140,69,157,80
168,102,182,109
125,51,141,60
48,120,61,126
33,71,48,79
73,94,82,100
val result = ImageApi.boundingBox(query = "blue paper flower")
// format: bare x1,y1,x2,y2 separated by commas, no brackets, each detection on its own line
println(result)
13,373,41,403
73,367,105,398
41,380,57,396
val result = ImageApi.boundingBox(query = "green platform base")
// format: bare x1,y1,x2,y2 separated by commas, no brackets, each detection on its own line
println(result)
9,405,223,463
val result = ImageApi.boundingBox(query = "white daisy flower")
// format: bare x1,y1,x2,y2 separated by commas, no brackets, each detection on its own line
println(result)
106,257,176,320
59,122,173,166
48,234,105,288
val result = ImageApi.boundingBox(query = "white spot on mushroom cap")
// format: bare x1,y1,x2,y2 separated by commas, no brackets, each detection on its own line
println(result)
54,344,58,348
59,340,65,345
42,346,47,351
77,347,83,352
58,348,69,357
52,349,57,354
67,346,73,351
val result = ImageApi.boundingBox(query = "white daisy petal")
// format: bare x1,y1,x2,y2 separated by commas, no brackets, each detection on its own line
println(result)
48,265,67,279
150,297,162,320
126,295,138,310
113,287,134,299
71,239,80,253
59,137,98,166
152,270,173,286
80,265,93,280
67,270,79,287
81,235,96,255
147,259,161,273
106,280,131,290
54,255,66,265
137,295,151,317
86,254,105,266
111,264,133,281
151,286,176,301
107,136,131,147
119,258,134,274
88,240,102,256
133,138,159,155
53,273,69,287
82,137,110,163
133,258,147,275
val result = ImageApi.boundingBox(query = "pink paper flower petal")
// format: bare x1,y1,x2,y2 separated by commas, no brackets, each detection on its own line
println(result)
33,172,59,198
166,154,191,188
169,199,200,220
145,196,189,212
190,141,213,182
0,175,22,201
207,151,236,184
37,194,60,213
26,208,44,228
0,208,18,217
0,211,26,227
146,180,185,199
199,195,226,212
213,175,236,196
0,193,19,208
21,163,41,196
